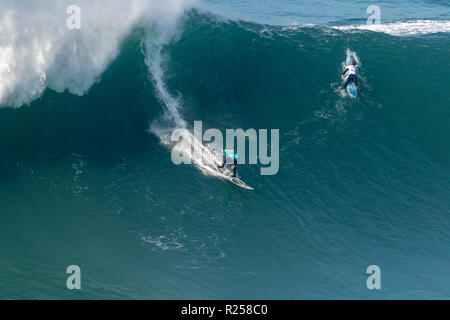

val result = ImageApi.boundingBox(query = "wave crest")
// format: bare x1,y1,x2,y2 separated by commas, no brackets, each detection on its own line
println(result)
0,0,194,108
333,20,450,36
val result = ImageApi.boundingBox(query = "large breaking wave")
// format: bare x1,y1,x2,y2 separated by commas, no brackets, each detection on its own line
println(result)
0,0,195,108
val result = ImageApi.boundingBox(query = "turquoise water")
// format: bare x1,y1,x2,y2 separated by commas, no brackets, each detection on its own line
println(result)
0,1,450,299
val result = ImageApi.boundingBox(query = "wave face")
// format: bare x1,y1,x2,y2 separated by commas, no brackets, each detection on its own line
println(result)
1,8,450,299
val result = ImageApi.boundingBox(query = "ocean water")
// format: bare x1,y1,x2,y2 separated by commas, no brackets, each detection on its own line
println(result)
0,0,449,299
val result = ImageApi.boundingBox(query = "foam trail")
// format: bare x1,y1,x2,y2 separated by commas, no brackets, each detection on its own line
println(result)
144,42,186,130
0,0,194,108
143,36,224,177
334,20,450,36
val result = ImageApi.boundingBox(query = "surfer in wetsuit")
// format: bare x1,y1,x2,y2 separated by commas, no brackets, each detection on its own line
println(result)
218,148,238,177
342,60,361,89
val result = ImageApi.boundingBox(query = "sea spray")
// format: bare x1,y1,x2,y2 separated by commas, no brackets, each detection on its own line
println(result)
0,0,195,108
142,34,224,177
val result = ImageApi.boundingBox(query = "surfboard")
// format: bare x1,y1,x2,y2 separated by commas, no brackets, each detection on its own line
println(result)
347,81,358,97
206,146,254,190
217,166,254,190
344,53,358,98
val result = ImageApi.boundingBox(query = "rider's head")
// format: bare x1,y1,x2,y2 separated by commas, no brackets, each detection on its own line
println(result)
351,60,356,66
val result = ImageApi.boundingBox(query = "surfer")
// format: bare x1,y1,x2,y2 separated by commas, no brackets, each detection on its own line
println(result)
342,60,361,90
218,149,238,177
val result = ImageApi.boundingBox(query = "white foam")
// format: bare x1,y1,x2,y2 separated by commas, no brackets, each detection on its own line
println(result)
143,38,226,179
334,20,450,36
0,0,195,108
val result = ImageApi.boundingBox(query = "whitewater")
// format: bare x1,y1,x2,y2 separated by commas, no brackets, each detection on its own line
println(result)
0,0,195,107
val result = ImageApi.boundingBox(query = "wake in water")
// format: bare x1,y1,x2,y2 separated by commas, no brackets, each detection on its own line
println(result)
142,33,230,180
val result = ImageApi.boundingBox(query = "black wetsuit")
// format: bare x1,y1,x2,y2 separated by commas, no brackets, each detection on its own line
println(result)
342,68,358,88
219,155,238,177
